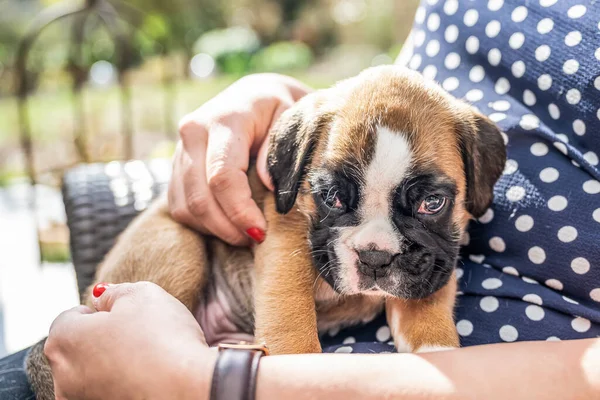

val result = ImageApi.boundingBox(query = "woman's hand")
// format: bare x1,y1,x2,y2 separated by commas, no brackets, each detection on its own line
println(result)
44,282,216,400
170,73,312,246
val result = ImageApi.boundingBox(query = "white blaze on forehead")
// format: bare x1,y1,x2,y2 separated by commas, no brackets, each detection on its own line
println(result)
352,126,412,253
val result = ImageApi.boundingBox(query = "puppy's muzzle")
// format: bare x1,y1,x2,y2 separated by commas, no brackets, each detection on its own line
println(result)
357,248,435,280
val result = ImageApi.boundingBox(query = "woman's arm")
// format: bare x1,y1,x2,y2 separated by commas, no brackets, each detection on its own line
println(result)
47,282,600,400
252,339,600,400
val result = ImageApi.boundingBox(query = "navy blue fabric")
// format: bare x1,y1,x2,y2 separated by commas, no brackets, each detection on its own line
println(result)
322,0,600,353
0,348,35,400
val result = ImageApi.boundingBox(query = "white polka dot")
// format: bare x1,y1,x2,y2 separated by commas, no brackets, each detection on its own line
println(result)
479,208,494,223
409,54,422,70
414,30,426,47
414,7,426,24
556,133,569,143
511,61,526,78
328,326,340,336
489,113,507,122
465,89,483,102
539,167,559,183
427,0,439,5
535,45,551,62
500,132,508,145
508,32,525,49
490,100,510,111
571,317,591,333
522,276,539,284
427,13,441,31
523,294,543,305
485,20,501,38
526,305,545,321
455,267,464,279
503,266,519,276
537,74,552,90
515,215,534,232
566,89,581,105
548,195,568,211
530,141,548,156
456,320,473,336
522,90,536,106
567,5,586,19
590,289,600,302
495,77,510,95
593,208,600,223
376,325,391,342
469,65,485,82
546,279,563,291
583,180,600,194
584,151,598,166
554,141,568,155
445,25,459,43
343,336,356,344
335,346,353,353
537,18,554,34
499,325,518,342
548,103,560,119
442,77,459,91
445,53,461,70
596,76,600,91
565,31,582,47
558,226,578,243
425,40,440,57
511,6,528,22
540,0,557,6
506,186,526,202
596,48,600,61
469,254,485,264
573,119,586,136
489,237,506,252
503,159,518,175
563,296,579,305
488,0,503,11
465,36,479,54
444,0,459,15
563,59,579,75
570,257,590,275
480,296,499,312
422,65,438,81
488,48,502,66
547,336,561,341
464,9,479,27
528,246,546,264
482,278,503,290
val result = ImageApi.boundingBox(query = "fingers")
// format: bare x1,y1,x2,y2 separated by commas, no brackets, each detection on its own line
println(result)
171,125,251,246
205,121,268,242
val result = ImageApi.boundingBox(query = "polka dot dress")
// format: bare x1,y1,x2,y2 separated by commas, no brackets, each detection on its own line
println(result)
322,0,600,354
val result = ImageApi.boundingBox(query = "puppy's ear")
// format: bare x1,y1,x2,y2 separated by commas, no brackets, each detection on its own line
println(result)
267,95,330,214
458,112,507,218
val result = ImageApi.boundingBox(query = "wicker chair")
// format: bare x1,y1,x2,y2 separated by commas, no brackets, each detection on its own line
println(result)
62,159,172,300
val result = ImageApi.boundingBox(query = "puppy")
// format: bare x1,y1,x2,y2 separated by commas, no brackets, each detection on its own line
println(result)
26,65,506,399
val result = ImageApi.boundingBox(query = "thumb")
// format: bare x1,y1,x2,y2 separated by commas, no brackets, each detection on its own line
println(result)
256,137,274,192
92,281,163,312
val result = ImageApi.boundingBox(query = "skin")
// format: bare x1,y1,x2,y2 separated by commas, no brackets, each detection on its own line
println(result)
46,74,600,397
46,282,600,400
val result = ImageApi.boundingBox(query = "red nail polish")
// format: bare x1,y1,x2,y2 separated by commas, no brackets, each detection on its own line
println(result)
93,283,110,298
246,227,266,243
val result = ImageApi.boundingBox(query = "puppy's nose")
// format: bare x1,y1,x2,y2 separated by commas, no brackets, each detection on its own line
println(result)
357,250,396,278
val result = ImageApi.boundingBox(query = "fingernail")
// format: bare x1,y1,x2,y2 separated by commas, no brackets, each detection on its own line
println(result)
92,283,111,298
246,227,266,243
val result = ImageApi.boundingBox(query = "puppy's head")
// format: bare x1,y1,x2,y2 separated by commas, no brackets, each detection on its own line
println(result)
267,66,506,299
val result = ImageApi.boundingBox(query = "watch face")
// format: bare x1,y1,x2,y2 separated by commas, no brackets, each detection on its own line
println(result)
217,342,269,355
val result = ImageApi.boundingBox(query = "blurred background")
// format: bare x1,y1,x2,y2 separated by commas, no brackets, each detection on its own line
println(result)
0,0,418,356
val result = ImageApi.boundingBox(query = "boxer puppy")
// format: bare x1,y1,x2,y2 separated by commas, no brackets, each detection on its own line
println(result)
27,65,506,399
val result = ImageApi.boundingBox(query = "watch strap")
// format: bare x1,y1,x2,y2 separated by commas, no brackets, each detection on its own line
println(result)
210,344,267,400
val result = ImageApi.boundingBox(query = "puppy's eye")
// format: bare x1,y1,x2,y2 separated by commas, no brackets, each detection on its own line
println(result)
322,190,343,210
418,195,446,215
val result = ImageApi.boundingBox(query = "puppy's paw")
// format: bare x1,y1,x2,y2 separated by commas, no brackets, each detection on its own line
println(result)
415,345,458,353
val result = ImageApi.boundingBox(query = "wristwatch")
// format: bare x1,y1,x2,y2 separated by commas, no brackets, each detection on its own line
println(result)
210,342,269,400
